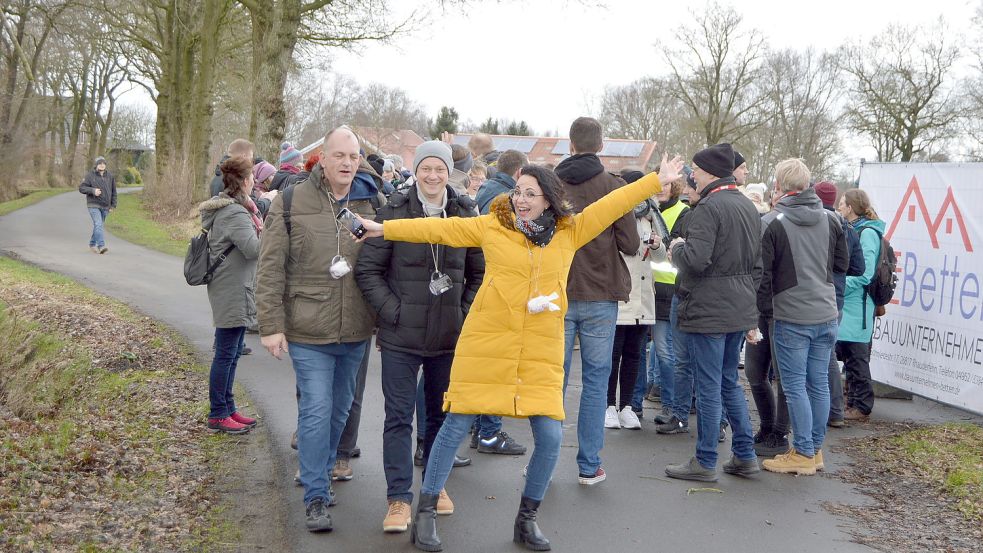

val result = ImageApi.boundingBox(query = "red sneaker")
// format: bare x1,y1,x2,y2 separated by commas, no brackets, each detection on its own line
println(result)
230,412,257,428
208,417,250,434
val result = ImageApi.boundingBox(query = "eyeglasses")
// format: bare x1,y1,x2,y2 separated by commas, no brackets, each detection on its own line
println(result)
510,189,545,200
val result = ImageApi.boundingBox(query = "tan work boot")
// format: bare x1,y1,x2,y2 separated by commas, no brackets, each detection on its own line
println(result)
762,449,817,475
383,500,411,533
332,458,353,481
844,407,869,422
436,488,454,515
815,449,825,471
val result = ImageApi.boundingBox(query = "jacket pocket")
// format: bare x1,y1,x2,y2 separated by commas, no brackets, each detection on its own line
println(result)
244,283,257,319
285,286,332,336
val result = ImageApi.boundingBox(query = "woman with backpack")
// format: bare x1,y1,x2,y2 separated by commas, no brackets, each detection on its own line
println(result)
199,157,263,434
836,188,884,422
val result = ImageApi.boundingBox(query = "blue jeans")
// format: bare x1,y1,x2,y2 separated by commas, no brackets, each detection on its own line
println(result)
208,326,245,419
689,331,756,468
423,413,561,501
651,320,675,407
631,338,649,411
290,340,367,505
668,296,727,426
773,320,837,457
563,300,617,475
416,374,426,442
87,207,108,247
474,415,503,438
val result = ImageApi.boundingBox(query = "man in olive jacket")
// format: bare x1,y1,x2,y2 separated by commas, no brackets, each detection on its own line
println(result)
355,140,484,532
664,143,761,483
256,127,379,533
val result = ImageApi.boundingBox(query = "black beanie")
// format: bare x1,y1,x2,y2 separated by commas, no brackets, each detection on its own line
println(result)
621,170,644,184
693,143,735,178
733,150,746,168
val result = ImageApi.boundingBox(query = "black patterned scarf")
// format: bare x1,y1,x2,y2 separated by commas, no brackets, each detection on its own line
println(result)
514,210,557,246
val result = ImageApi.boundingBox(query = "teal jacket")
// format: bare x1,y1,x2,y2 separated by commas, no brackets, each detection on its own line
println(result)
837,218,885,343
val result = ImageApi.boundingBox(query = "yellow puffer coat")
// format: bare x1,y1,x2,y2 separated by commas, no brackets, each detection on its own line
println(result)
383,172,663,420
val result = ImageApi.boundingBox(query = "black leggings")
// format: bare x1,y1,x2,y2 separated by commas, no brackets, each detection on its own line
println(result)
743,319,789,436
836,340,874,415
609,325,649,409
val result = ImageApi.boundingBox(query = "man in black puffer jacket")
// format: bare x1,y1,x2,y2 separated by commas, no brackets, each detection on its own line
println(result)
664,143,762,483
355,140,484,532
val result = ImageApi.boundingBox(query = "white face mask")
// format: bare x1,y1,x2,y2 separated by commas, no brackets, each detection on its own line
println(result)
329,255,351,279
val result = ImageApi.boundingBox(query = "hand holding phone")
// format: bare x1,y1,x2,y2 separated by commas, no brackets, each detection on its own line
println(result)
336,207,367,239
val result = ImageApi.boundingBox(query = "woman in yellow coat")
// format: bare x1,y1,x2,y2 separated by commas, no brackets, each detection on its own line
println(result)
358,157,682,552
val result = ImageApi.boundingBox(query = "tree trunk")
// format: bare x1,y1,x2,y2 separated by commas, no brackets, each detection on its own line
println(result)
249,0,302,161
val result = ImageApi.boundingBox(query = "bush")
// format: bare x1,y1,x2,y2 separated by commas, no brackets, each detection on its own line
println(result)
122,166,142,185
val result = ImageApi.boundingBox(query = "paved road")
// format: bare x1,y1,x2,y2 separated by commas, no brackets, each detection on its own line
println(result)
4,191,977,552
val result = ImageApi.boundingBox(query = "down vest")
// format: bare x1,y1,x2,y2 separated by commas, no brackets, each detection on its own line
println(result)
355,185,485,355
381,172,664,420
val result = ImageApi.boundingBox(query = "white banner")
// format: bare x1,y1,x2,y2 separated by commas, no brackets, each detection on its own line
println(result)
859,162,983,415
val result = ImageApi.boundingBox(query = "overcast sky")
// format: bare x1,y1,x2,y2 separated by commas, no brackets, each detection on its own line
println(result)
328,0,979,139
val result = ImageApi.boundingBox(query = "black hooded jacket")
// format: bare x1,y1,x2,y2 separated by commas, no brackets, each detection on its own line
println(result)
355,185,485,355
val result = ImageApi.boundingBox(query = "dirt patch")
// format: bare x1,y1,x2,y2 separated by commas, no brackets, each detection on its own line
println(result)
0,265,284,551
824,420,983,553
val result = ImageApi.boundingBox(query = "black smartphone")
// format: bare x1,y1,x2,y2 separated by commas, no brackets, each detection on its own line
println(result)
336,207,367,239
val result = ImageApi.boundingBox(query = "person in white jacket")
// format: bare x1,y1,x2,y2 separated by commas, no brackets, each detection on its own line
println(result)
605,170,669,429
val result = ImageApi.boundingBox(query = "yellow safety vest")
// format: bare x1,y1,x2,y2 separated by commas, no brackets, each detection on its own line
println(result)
652,200,688,285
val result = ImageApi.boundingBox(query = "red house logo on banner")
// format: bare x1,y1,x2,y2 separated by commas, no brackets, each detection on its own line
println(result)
885,176,974,252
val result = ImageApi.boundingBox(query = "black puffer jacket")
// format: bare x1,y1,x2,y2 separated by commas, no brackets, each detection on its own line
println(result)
355,185,485,355
671,178,761,334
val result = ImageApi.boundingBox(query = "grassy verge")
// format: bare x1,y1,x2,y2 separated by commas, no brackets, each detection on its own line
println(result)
885,422,983,521
0,257,245,551
105,192,196,257
0,188,73,217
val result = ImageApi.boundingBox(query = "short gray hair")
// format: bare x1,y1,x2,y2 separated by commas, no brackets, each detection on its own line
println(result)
774,158,810,192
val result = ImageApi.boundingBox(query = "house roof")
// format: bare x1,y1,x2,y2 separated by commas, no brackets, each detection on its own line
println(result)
449,133,656,171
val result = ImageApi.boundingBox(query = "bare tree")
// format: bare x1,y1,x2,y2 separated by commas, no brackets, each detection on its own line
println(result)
839,20,961,162
660,2,768,146
964,3,983,160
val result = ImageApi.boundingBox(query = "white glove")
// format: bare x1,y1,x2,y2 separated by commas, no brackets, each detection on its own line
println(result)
527,292,560,314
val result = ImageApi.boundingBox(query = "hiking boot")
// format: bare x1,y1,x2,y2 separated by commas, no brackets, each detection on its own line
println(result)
762,449,817,475
644,384,661,403
665,457,718,482
754,432,789,458
477,431,527,455
410,493,442,551
815,449,825,472
604,406,620,428
578,467,606,486
469,429,479,449
305,497,332,532
656,416,689,434
618,406,641,429
653,406,672,425
414,442,424,467
436,489,454,515
290,430,298,450
98,246,108,254
844,407,869,422
514,496,551,551
383,500,411,533
718,422,728,443
207,416,250,435
452,455,471,467
827,418,845,428
332,458,353,481
230,411,257,428
753,428,769,443
722,455,760,477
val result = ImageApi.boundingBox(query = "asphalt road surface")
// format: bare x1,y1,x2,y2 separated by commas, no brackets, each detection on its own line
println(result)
5,191,968,553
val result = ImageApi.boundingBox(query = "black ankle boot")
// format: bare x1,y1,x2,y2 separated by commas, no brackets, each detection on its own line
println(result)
411,493,442,552
513,496,550,551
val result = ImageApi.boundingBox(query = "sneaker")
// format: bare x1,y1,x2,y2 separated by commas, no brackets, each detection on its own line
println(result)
814,449,825,472
619,406,641,429
665,457,718,482
305,497,332,532
207,416,250,435
578,467,607,486
722,455,760,477
351,447,360,458
469,430,479,449
230,411,257,428
844,407,869,422
294,469,301,485
827,418,845,428
290,430,298,450
718,422,727,443
382,500,411,533
653,407,672,425
98,246,108,254
453,454,471,467
604,406,621,429
753,428,769,443
477,431,527,455
521,464,553,484
414,442,424,467
332,458,353,481
762,449,817,475
89,246,100,253
754,432,789,458
241,347,253,356
436,489,454,515
656,416,689,434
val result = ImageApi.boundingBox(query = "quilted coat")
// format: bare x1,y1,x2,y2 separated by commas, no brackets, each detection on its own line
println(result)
382,172,663,420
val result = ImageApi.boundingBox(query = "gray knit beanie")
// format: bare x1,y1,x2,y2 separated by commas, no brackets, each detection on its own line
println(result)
413,141,453,175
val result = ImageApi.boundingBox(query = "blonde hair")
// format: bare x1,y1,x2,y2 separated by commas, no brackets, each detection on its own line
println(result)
470,160,487,178
843,188,878,220
774,158,810,192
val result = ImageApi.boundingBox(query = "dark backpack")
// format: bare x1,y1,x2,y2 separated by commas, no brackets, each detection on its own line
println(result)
862,226,897,307
184,229,235,286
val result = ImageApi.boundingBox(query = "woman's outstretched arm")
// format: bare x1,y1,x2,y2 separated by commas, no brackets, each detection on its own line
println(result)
356,214,486,248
